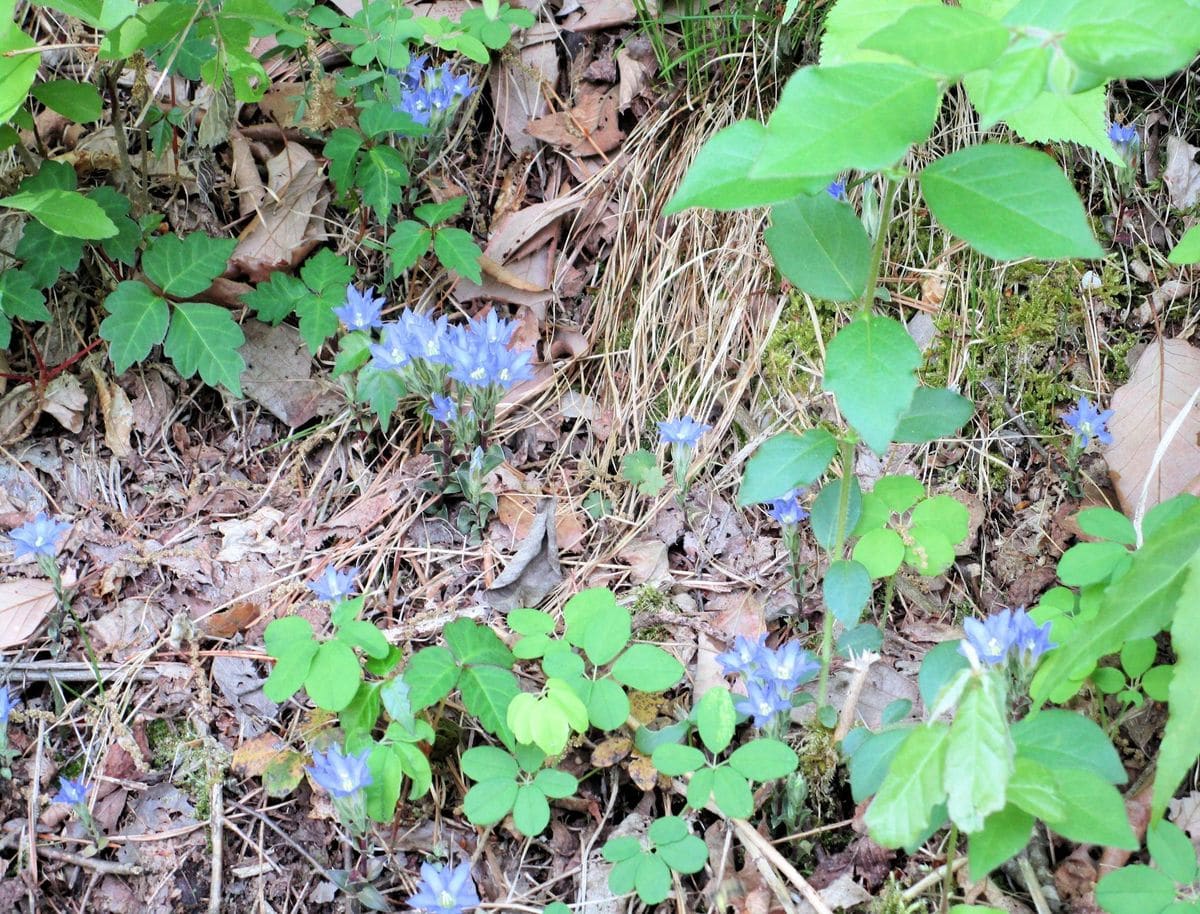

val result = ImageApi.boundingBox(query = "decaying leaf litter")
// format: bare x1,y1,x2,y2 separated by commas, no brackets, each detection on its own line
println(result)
2,3,1200,914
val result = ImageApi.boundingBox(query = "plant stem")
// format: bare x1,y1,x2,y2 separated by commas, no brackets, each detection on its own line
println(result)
860,176,897,316
940,823,959,914
817,434,857,711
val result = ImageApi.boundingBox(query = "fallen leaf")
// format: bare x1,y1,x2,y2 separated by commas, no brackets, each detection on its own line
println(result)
231,733,287,778
486,496,562,612
591,736,632,768
526,86,624,157
231,142,329,282
628,756,659,792
215,507,287,562
1105,338,1200,514
0,577,58,649
212,656,279,739
240,321,344,426
490,22,559,154
89,597,168,660
41,373,87,433
616,43,656,111
616,537,669,585
200,600,263,640
91,367,134,458
564,0,641,30
1165,136,1200,210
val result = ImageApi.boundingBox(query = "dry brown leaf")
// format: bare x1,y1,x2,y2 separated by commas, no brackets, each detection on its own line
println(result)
42,373,86,433
231,142,328,281
616,44,656,111
231,733,288,778
240,320,344,426
1105,338,1200,514
91,367,134,458
0,575,66,649
526,86,624,156
591,736,632,768
490,22,559,154
200,600,264,640
1165,136,1200,210
564,0,641,30
215,506,287,562
486,496,562,612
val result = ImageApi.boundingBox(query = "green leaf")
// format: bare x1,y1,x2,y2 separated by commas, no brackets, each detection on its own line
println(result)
412,196,467,226
967,805,1034,881
753,64,941,182
1150,819,1199,884
728,739,799,781
355,365,405,430
445,618,515,668
1011,710,1126,785
860,6,1010,77
31,79,103,122
397,646,455,713
532,768,578,799
513,784,551,835
911,495,969,545
300,248,354,297
561,589,627,662
766,191,871,302
462,746,519,782
585,677,629,731
602,836,642,863
1143,665,1173,702
262,616,318,701
849,726,912,802
920,145,1103,261
88,186,140,264
433,227,483,283
1058,541,1130,587
893,388,974,443
1153,556,1200,818
1048,768,1138,849
919,641,971,708
305,640,362,711
387,220,433,274
100,281,170,373
865,723,951,848
853,528,906,579
1032,504,1200,703
1057,0,1200,83
738,429,837,505
164,302,245,394
1077,507,1137,546
460,664,520,746
712,766,754,818
1168,225,1200,265
811,474,862,550
905,525,956,576
621,449,668,497
695,686,736,755
242,271,309,324
0,27,41,124
663,120,825,213
687,766,716,810
611,644,684,692
962,46,1051,128
356,145,410,223
1006,757,1066,822
1095,866,1178,914
946,674,1014,832
820,0,942,65
322,128,363,197
143,232,236,297
654,833,708,875
464,779,518,826
337,620,390,659
651,743,705,776
0,269,50,322
16,220,83,288
823,559,872,626
822,314,922,455
1004,87,1125,167
0,189,116,240
1120,638,1157,680
633,855,672,904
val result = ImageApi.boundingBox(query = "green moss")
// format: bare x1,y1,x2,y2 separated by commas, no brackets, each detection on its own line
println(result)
762,290,841,389
147,718,228,820
869,876,929,914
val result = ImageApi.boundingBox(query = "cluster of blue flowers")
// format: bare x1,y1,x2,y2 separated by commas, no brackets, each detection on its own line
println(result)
395,56,476,129
959,607,1055,670
1063,395,1113,449
717,635,819,728
306,742,373,835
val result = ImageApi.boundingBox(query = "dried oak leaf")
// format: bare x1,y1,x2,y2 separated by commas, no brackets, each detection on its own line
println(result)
1105,337,1200,514
525,86,624,157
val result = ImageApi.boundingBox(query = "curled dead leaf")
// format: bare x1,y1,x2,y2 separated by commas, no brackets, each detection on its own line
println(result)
0,569,77,649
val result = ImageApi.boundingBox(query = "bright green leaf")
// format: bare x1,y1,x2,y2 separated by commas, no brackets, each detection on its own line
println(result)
893,387,974,443
728,739,799,781
433,227,483,283
387,220,433,274
738,429,837,506
967,805,1034,881
464,779,518,826
1153,555,1200,818
1048,768,1138,849
403,646,459,710
513,784,551,835
164,302,245,394
865,723,951,848
621,449,668,497
652,743,705,776
306,640,362,711
31,79,103,122
100,281,170,373
853,527,906,579
0,189,116,240
1095,865,1177,914
766,191,871,301
946,674,1014,833
610,644,684,692
143,232,236,296
695,686,736,755
860,6,1010,77
823,559,872,626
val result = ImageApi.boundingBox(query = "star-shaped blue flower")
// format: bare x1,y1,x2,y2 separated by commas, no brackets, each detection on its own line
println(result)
53,777,91,807
0,685,19,726
334,285,386,332
1063,395,1114,448
306,744,373,798
9,513,71,559
307,566,359,603
408,860,481,914
657,417,711,448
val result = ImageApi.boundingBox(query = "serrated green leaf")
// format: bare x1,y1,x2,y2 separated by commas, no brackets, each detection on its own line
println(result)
0,269,50,326
445,618,515,668
0,188,116,240
860,5,1009,77
766,191,871,301
388,220,433,275
355,365,406,430
822,314,921,455
305,639,362,711
1004,87,1124,167
413,196,467,225
920,145,1103,261
164,302,245,394
893,387,974,443
143,232,236,296
621,449,667,497
1153,555,1200,818
323,128,363,197
753,64,941,182
31,79,103,122
946,674,1014,832
356,145,409,223
403,646,459,710
433,227,483,283
16,220,83,288
88,186,141,264
738,428,837,505
100,281,170,373
664,119,825,214
299,248,354,297
242,271,310,324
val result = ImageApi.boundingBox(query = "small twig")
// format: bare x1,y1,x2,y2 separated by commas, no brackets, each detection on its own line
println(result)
731,819,834,914
833,650,879,742
1017,854,1053,914
208,781,224,914
901,856,968,901
38,846,143,876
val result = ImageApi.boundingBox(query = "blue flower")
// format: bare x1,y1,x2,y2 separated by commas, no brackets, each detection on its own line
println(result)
429,394,458,425
395,59,475,130
715,634,768,678
445,320,533,390
402,55,430,89
1108,122,1138,153
408,860,480,914
307,566,359,603
761,641,819,694
369,322,414,372
735,680,793,729
472,310,516,346
306,744,373,798
405,311,451,365
334,285,386,332
9,513,71,560
767,489,808,526
399,87,434,125
437,61,475,101
53,778,91,806
827,179,846,200
0,686,18,726
657,417,711,448
960,607,1055,668
1063,395,1114,448
485,342,534,389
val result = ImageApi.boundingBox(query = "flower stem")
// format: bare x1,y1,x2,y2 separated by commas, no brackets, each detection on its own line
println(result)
860,176,897,317
940,823,959,913
817,435,857,712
